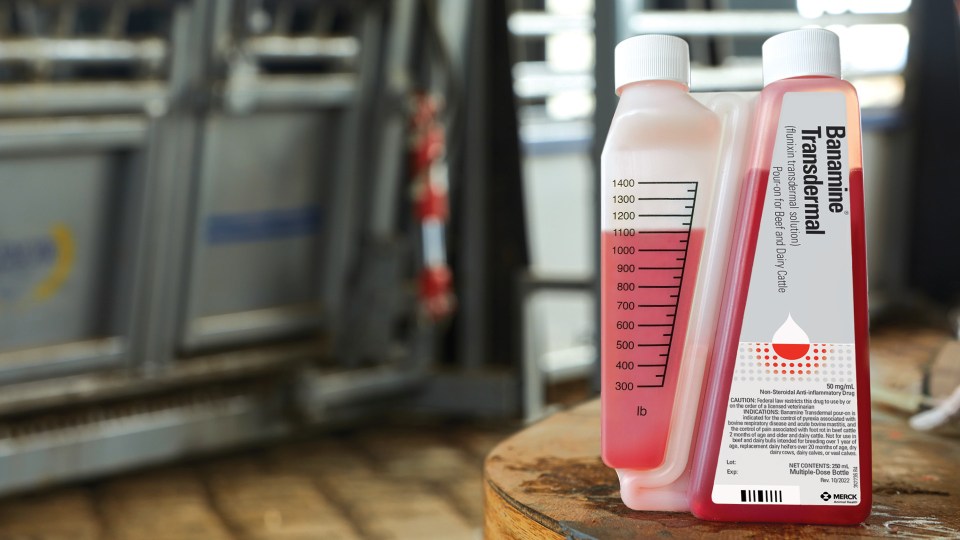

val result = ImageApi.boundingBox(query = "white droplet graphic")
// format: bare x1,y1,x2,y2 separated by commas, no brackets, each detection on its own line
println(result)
772,314,811,360
773,314,808,343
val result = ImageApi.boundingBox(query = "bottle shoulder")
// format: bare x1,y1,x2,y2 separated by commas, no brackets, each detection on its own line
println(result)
760,77,860,107
604,91,721,151
612,87,718,121
747,76,864,172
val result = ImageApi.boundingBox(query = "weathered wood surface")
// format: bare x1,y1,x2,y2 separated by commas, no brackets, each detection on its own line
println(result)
870,325,955,413
485,400,960,539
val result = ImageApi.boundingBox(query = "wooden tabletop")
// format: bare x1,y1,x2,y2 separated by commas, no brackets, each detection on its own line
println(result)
484,398,960,538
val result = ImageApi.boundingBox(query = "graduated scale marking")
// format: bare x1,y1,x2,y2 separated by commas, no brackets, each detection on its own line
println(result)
613,181,699,389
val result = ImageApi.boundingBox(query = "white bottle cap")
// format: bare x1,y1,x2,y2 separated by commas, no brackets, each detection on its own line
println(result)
614,35,690,94
762,28,841,86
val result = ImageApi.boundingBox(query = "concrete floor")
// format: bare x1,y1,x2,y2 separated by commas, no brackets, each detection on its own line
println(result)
0,422,513,540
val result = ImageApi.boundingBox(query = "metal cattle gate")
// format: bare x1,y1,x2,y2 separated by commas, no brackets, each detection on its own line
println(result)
0,0,525,496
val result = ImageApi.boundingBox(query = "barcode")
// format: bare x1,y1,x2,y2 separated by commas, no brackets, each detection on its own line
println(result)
740,489,783,503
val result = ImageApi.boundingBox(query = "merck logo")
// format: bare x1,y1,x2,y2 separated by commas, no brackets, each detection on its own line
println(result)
821,491,858,502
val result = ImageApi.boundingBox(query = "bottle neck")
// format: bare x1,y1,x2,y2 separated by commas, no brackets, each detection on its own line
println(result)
617,79,689,96
764,73,839,87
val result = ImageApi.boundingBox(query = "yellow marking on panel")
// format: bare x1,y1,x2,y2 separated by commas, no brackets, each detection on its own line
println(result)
31,223,74,301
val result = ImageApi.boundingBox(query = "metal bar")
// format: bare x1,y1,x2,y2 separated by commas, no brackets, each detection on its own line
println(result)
296,366,425,413
0,341,321,417
368,0,418,237
0,393,290,497
129,116,189,373
513,61,594,99
709,0,737,65
272,0,294,35
210,0,233,71
517,272,593,292
434,0,472,103
105,2,130,38
904,1,960,300
0,38,165,64
321,3,384,331
458,0,487,372
244,35,359,61
519,119,593,155
56,1,77,38
516,62,905,97
222,73,356,112
509,10,907,39
0,357,434,498
312,4,335,34
15,2,41,37
520,282,546,421
517,271,594,421
0,82,167,115
135,0,212,372
0,115,147,153
116,115,160,376
507,12,593,37
184,305,322,352
593,0,633,398
0,5,10,37
630,11,907,37
0,338,123,386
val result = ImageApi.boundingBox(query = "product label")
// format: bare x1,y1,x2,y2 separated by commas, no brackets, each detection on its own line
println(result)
712,92,861,506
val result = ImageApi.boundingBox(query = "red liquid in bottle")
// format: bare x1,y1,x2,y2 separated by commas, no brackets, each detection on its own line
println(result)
690,73,871,524
601,229,705,469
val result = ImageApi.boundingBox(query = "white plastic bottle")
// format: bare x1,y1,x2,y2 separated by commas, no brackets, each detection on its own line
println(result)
600,35,723,510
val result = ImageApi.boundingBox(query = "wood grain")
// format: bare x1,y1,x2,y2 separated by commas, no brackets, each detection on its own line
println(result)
484,480,563,540
484,398,960,539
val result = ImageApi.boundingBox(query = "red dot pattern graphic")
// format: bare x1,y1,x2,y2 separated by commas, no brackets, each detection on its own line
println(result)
739,342,839,381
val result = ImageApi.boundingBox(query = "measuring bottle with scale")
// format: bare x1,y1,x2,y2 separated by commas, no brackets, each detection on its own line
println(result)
600,35,723,507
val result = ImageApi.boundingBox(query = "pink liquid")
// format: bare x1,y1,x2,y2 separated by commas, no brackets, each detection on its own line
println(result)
601,228,705,469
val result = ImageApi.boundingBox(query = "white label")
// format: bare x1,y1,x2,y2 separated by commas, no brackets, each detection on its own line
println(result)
713,92,862,506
